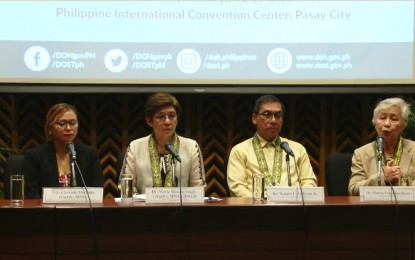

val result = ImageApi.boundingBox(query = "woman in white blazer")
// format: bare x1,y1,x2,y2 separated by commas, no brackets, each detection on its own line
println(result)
349,97,415,195
119,93,206,194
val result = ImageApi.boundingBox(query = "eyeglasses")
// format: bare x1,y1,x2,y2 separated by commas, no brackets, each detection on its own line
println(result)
154,113,177,122
256,111,283,121
54,120,78,128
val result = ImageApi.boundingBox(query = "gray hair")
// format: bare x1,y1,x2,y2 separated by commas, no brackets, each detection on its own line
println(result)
372,97,411,127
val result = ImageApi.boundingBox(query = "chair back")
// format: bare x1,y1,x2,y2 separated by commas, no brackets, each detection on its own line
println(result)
3,155,24,199
325,153,352,196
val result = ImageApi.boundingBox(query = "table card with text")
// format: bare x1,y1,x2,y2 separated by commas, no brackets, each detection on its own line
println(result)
360,186,415,202
42,187,103,203
146,187,204,203
267,186,325,203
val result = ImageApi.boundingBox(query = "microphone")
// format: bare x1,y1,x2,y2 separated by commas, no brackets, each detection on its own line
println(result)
376,136,384,186
66,142,77,187
280,141,294,157
66,142,77,160
165,143,182,162
376,135,384,156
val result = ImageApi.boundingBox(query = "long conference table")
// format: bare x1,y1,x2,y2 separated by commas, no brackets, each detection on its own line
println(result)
0,197,414,259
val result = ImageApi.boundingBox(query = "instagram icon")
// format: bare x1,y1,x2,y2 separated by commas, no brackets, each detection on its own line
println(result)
176,49,201,74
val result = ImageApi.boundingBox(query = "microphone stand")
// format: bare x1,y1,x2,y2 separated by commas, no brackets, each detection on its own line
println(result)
285,153,292,187
376,135,384,186
173,158,182,205
171,158,177,187
377,153,382,186
70,158,77,187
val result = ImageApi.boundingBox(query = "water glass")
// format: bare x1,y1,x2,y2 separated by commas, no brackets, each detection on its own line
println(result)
120,173,133,203
252,173,265,201
400,173,413,186
10,174,24,204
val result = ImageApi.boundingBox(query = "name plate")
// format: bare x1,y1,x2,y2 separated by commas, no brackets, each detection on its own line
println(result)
267,186,325,203
360,186,415,202
146,187,204,203
42,187,103,203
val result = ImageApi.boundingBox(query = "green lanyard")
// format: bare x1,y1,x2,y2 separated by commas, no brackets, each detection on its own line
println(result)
375,136,403,167
149,133,180,187
252,133,282,186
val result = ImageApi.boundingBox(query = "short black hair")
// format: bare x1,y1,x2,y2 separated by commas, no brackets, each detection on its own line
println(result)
253,95,285,116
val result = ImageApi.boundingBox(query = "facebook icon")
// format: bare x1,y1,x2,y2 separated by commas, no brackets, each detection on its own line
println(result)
24,46,50,71
34,52,41,66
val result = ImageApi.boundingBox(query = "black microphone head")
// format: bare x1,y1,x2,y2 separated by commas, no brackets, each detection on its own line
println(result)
376,135,384,153
164,143,174,156
165,143,172,150
280,141,294,157
66,142,77,160
164,143,181,162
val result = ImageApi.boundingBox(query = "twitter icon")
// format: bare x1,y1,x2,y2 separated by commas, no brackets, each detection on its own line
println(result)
105,49,128,73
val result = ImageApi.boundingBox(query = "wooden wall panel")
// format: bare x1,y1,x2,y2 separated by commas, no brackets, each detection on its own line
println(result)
0,93,407,198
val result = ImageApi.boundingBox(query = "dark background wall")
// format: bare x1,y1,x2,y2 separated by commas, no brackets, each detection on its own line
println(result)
0,92,410,197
